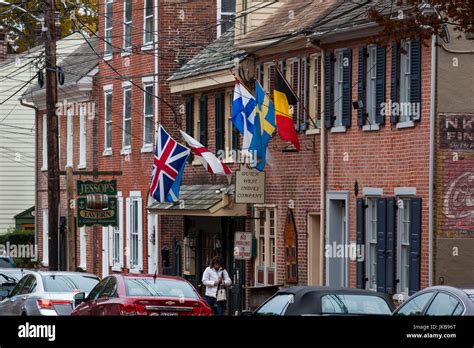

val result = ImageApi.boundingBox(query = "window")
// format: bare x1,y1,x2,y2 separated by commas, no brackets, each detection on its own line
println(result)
42,209,48,266
217,0,236,37
127,192,142,272
309,55,321,129
215,92,225,153
125,277,199,298
366,46,377,125
123,0,132,51
255,207,276,286
396,292,434,316
79,107,86,168
104,88,113,154
88,278,109,301
122,85,132,152
240,0,248,36
264,63,274,92
399,40,411,122
321,294,392,315
255,294,293,316
42,114,47,170
100,277,117,298
112,193,124,271
199,95,208,147
366,198,378,290
143,82,154,147
79,227,87,270
334,50,344,126
398,198,411,294
66,108,73,168
426,292,464,316
289,59,301,126
104,0,113,56
143,0,153,46
42,274,99,293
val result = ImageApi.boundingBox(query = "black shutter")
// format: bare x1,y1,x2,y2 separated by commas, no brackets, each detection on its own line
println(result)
385,197,396,294
357,48,366,127
342,49,352,127
199,95,208,147
185,96,194,136
410,39,422,121
375,47,386,125
376,198,387,293
324,52,334,129
409,197,422,295
215,92,225,153
390,43,400,124
356,198,365,289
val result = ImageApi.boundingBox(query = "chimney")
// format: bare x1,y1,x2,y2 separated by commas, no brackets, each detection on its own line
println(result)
0,31,8,62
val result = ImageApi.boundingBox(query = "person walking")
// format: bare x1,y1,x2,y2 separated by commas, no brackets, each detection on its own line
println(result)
202,256,231,316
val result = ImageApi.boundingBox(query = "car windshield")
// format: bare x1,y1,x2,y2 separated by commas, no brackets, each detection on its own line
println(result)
125,278,199,299
321,294,392,315
0,258,15,268
0,271,22,284
255,294,294,316
42,274,99,293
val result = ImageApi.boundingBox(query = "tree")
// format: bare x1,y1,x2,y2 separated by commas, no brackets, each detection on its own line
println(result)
368,0,474,42
0,0,97,52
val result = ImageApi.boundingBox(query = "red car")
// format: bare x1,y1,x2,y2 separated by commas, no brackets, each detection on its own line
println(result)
71,274,212,316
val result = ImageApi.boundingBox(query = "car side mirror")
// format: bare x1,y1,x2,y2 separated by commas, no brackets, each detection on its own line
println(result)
0,289,10,300
73,292,86,307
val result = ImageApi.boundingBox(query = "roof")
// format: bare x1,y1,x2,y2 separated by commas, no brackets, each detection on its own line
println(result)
148,184,231,211
239,0,338,46
168,29,246,82
13,206,34,219
277,286,390,296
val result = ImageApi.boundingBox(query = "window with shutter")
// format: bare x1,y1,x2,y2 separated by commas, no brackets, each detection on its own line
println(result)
333,50,344,126
390,42,400,124
356,198,365,289
357,48,367,127
376,198,387,292
324,52,334,129
397,198,411,294
409,197,422,295
375,47,386,125
399,40,412,122
385,197,396,294
309,55,321,129
289,59,301,129
199,95,208,147
302,57,310,131
366,198,378,290
215,92,225,153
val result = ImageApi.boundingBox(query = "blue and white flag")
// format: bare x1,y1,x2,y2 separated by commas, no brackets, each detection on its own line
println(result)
231,79,256,154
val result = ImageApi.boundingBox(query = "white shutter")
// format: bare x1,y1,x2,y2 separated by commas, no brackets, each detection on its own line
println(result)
42,209,49,266
137,197,143,271
101,227,109,277
118,195,124,268
125,197,131,269
108,226,113,267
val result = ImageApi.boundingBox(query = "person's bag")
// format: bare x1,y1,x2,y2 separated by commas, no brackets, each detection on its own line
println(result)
216,270,227,302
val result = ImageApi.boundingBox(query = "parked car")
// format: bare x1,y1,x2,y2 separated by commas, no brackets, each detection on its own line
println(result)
249,286,395,316
0,268,32,300
0,271,100,316
71,274,212,316
0,257,16,268
393,286,474,316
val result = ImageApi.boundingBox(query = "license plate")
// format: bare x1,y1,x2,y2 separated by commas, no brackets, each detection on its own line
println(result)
159,312,178,316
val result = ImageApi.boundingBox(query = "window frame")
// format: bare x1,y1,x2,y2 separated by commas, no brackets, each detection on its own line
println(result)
255,207,277,286
121,84,132,154
217,0,236,37
399,40,412,122
333,50,345,126
103,86,113,156
112,192,124,271
123,0,132,52
104,0,113,58
41,114,48,170
127,191,143,273
397,197,411,295
366,45,378,125
308,54,321,130
143,0,154,47
365,197,378,291
78,106,87,168
142,81,154,150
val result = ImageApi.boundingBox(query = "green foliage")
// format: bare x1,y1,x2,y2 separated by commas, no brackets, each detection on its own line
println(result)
0,0,98,53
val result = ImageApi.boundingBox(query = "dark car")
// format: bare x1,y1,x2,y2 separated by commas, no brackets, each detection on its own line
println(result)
0,257,16,268
393,286,474,316
251,286,395,316
71,274,212,316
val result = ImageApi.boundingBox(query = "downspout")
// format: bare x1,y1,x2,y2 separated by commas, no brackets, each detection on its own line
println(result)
19,98,39,261
153,0,159,273
428,34,437,286
319,50,326,286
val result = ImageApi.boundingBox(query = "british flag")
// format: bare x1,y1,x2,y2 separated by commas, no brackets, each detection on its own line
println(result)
149,126,190,203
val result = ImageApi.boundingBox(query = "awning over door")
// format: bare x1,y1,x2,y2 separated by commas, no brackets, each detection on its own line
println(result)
147,185,247,217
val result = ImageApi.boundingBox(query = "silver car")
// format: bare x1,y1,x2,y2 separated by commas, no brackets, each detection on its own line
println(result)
0,271,100,316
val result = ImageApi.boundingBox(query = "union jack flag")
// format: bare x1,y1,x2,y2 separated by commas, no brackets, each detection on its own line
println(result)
149,126,190,203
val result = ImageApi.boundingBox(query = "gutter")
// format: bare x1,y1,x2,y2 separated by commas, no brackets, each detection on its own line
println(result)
319,50,326,286
428,34,437,286
19,97,39,260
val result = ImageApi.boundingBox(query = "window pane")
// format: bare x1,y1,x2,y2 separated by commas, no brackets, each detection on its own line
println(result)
145,0,153,16
396,292,434,316
144,116,153,144
106,123,112,148
321,294,392,315
222,0,236,13
125,0,132,21
145,86,153,114
256,294,293,316
125,277,198,298
426,293,463,316
42,274,99,293
106,94,112,120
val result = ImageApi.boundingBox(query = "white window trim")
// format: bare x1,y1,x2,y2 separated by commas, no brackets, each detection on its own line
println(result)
78,107,87,169
127,191,143,273
362,124,380,132
103,86,113,156
104,0,113,58
254,207,277,286
121,85,132,155
41,114,48,171
66,108,73,168
123,0,132,52
112,192,124,272
42,209,48,266
142,0,154,47
217,0,236,37
330,125,347,133
79,227,87,270
142,79,154,150
396,121,415,129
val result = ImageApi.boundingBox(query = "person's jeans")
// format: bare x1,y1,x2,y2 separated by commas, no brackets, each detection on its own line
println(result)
204,295,225,316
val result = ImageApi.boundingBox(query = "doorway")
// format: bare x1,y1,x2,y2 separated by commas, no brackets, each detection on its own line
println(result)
326,192,349,287
307,214,321,285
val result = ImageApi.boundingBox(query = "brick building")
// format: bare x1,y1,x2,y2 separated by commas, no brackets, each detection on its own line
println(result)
23,34,99,271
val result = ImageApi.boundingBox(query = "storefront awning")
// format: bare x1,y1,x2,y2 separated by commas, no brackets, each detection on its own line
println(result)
147,185,247,217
